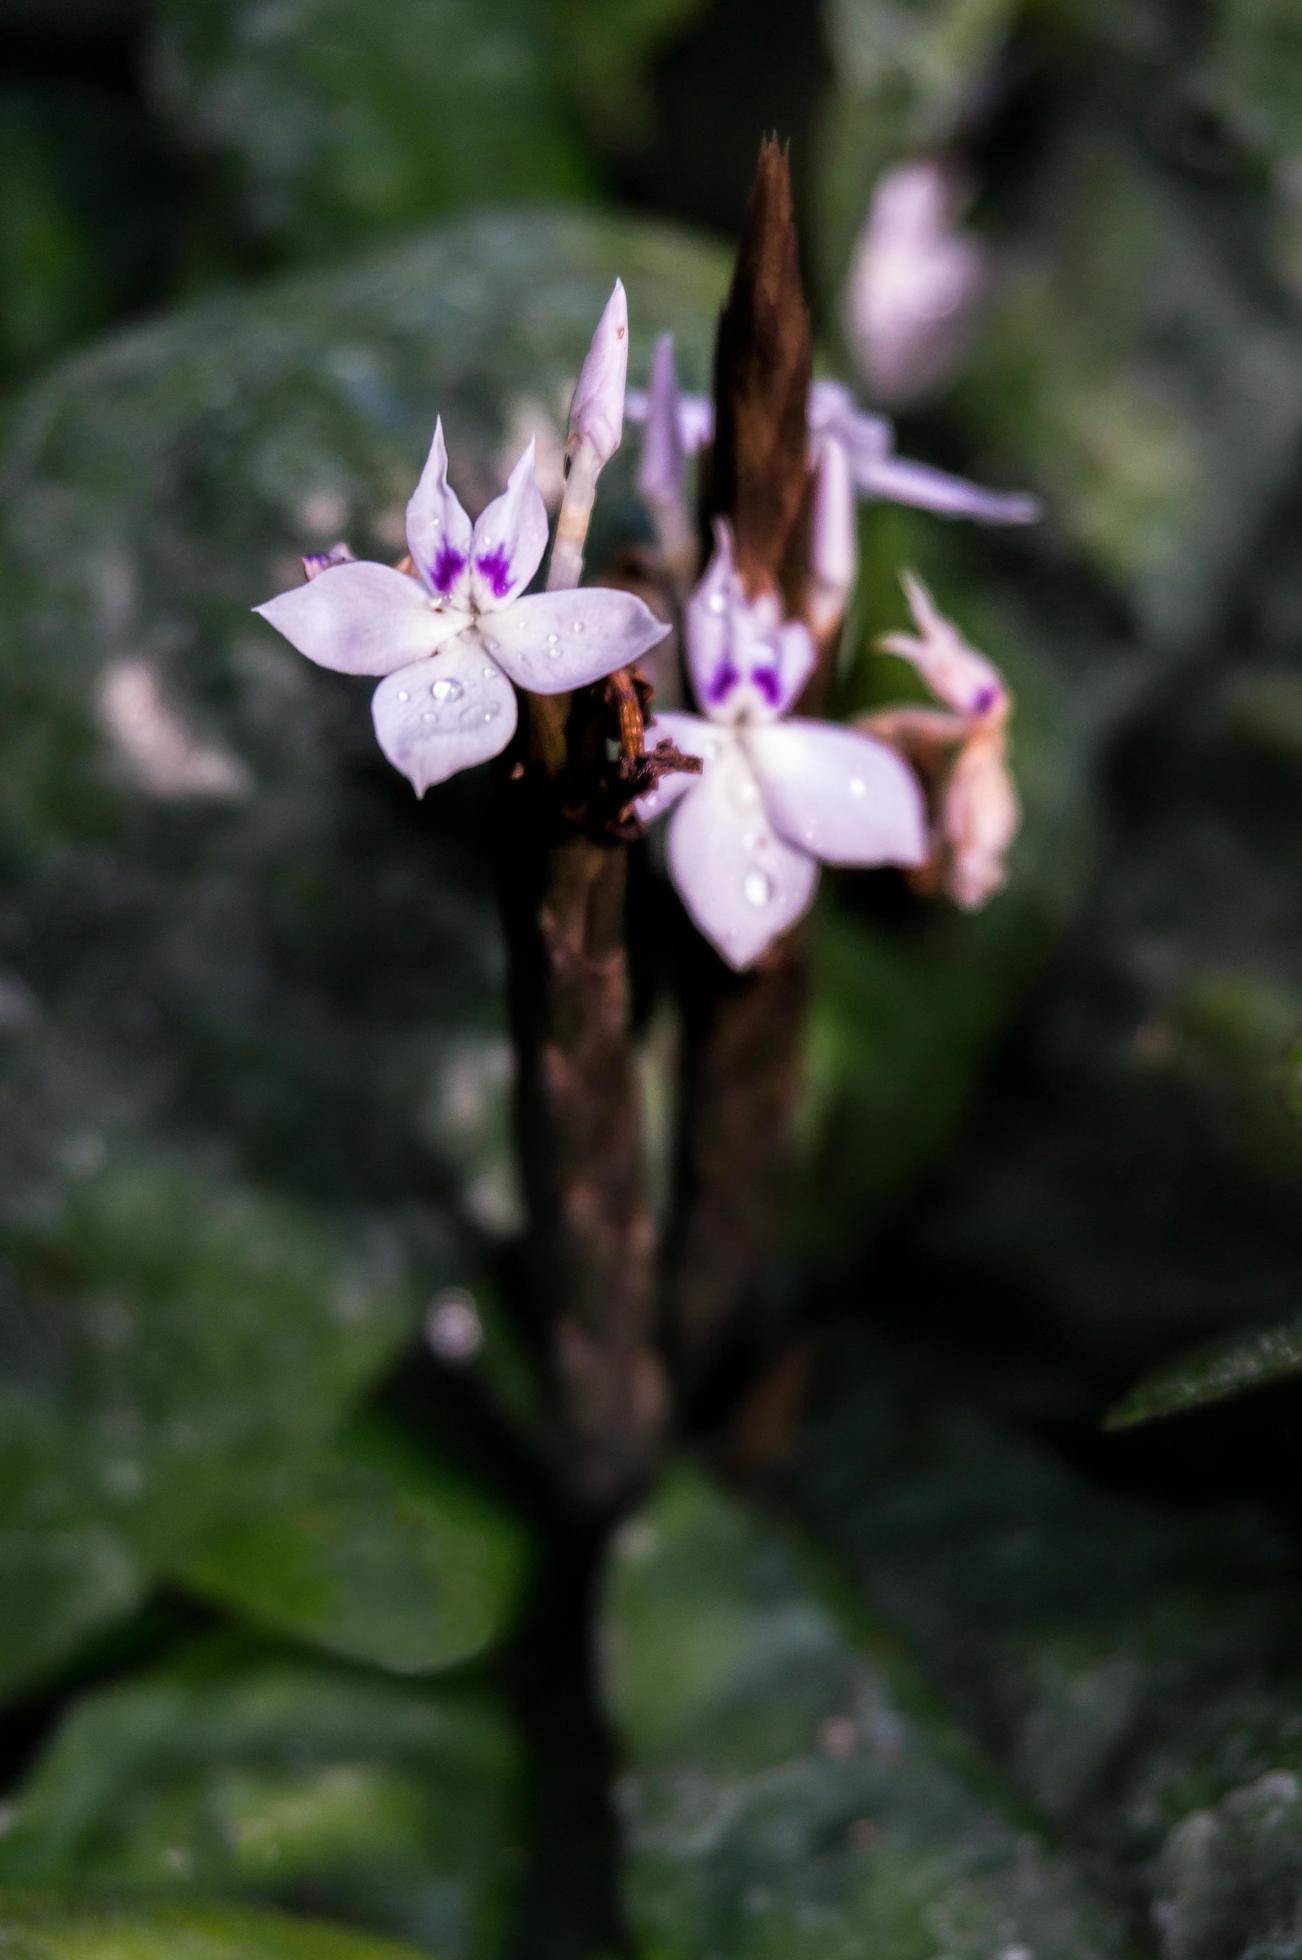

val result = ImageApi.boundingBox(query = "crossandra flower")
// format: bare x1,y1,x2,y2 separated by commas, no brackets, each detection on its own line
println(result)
256,420,670,794
637,525,927,969
626,364,1039,526
869,572,1019,909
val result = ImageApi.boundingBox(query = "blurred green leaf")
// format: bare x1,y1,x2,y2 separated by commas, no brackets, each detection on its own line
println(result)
795,1340,1302,1949
149,0,596,264
0,1644,518,1956
177,1421,529,1674
557,0,707,151
1107,1315,1302,1428
0,1891,437,1959
0,1150,414,1697
604,1467,1130,1957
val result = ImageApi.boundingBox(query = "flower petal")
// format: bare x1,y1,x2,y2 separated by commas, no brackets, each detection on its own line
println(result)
627,384,714,455
684,524,814,722
371,634,517,795
469,439,549,611
406,418,474,602
877,570,1007,716
634,710,717,825
861,452,1041,524
636,334,687,508
666,739,818,970
484,586,669,695
747,718,928,867
255,561,466,676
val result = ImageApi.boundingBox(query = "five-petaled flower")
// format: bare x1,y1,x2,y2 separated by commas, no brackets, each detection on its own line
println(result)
869,572,1019,909
256,420,669,794
627,366,1040,527
636,525,928,969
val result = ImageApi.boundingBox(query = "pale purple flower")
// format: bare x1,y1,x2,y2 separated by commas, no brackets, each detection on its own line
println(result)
626,369,1039,526
874,572,1019,908
256,420,670,795
844,158,988,406
637,525,927,969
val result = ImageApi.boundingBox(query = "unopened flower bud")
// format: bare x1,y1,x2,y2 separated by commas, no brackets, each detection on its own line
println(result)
637,334,686,509
566,278,628,467
807,435,856,637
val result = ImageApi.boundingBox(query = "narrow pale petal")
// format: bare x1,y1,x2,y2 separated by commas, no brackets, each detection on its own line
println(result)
626,384,714,455
470,439,549,612
637,334,687,507
634,710,718,825
406,418,474,602
808,435,857,636
568,279,628,465
255,562,467,676
747,718,928,867
667,739,819,970
861,452,1041,523
371,634,517,794
485,586,669,695
878,570,1006,716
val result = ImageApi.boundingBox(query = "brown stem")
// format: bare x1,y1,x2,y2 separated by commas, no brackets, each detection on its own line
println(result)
666,139,834,1397
497,752,667,1512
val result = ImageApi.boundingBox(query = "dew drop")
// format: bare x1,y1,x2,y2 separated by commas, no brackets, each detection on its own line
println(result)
707,592,727,614
546,632,559,646
849,776,867,799
482,638,498,653
430,676,464,703
743,868,774,908
572,619,585,634
421,710,436,722
397,689,410,703
482,664,497,678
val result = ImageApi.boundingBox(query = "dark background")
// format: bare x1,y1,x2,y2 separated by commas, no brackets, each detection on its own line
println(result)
0,2,1300,1956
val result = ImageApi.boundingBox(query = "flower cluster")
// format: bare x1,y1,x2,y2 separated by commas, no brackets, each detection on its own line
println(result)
257,256,1027,970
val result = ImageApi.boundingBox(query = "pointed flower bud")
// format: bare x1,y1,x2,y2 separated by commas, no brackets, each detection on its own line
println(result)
636,334,686,510
566,278,628,467
807,435,857,638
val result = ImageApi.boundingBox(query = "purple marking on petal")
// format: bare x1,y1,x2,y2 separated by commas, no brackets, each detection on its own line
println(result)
430,542,467,595
475,547,514,600
971,684,1000,714
705,658,741,706
751,665,782,708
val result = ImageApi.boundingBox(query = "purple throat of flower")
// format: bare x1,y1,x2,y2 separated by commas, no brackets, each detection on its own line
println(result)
706,658,742,707
475,547,513,600
972,684,1000,714
751,665,781,708
430,542,468,595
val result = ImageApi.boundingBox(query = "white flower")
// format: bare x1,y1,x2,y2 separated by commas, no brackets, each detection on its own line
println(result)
626,367,1039,526
256,420,670,794
637,526,927,969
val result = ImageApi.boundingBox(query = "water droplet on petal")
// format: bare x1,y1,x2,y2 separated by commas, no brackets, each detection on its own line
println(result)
572,620,585,634
482,638,498,653
707,592,727,615
421,710,436,722
546,632,559,646
482,664,497,678
744,869,774,908
397,689,410,703
430,677,464,703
